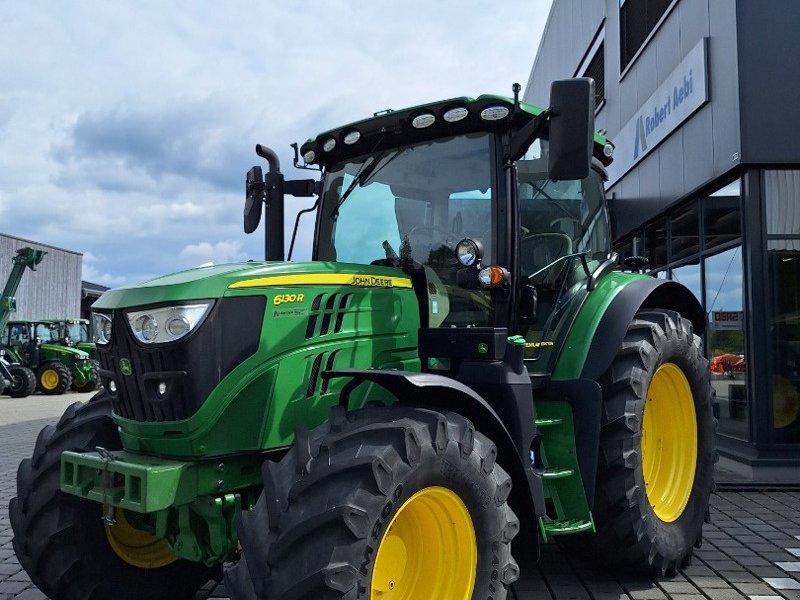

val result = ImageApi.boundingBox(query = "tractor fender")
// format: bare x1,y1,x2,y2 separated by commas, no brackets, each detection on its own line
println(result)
580,277,705,381
322,368,545,549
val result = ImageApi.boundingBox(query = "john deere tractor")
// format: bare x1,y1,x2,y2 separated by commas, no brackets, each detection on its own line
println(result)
51,318,98,359
3,320,98,393
10,79,715,599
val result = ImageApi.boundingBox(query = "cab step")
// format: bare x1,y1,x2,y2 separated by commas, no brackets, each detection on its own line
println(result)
538,517,595,540
541,467,574,479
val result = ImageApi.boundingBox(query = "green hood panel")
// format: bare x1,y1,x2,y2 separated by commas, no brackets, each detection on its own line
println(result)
93,262,412,310
39,344,89,359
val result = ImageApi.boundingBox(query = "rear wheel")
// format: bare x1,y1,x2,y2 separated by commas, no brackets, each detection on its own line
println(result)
36,361,71,395
9,392,220,599
226,405,520,599
588,309,716,576
6,365,36,397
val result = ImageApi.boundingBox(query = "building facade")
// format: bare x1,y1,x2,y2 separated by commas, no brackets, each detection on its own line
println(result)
0,233,82,321
526,0,800,478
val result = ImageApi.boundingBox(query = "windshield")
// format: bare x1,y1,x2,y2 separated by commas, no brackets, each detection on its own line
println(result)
317,133,495,327
64,323,90,342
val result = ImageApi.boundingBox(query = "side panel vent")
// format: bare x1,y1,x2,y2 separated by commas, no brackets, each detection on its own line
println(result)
305,293,354,339
306,353,325,398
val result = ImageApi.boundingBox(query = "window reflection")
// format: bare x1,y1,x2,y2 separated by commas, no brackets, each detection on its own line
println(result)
765,169,800,443
670,260,701,303
705,247,748,440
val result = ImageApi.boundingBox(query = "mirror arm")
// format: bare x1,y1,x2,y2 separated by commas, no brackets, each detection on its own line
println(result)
508,111,550,163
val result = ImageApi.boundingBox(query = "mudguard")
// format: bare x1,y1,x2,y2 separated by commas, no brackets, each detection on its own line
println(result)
580,277,704,381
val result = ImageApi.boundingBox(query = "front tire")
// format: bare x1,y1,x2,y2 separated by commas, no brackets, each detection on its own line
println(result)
36,361,72,395
9,392,220,599
6,365,36,397
588,309,716,576
226,405,520,599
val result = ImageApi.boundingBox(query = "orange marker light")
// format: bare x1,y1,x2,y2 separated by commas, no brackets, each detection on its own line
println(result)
478,265,508,287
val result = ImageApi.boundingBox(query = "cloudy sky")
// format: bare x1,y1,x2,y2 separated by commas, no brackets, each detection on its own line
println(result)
0,1,553,287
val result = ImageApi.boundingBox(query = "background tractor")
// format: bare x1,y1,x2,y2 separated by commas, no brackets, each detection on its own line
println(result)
0,247,45,398
50,317,98,359
10,79,715,600
3,319,98,393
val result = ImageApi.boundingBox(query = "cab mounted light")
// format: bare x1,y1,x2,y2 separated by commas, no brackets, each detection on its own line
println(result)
455,238,483,267
443,106,469,122
343,130,361,145
303,150,316,163
411,113,436,129
480,106,510,121
478,265,509,287
323,138,336,152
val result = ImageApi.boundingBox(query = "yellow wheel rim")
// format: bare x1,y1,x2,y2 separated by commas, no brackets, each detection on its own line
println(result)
641,363,697,523
40,369,59,390
105,508,176,569
372,486,477,599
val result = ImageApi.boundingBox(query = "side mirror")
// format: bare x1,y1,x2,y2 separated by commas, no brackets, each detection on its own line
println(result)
244,166,264,234
548,78,595,181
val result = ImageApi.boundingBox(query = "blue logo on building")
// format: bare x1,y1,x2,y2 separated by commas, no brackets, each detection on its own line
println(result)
633,69,694,161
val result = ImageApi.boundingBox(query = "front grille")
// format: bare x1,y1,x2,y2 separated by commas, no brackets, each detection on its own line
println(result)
98,296,265,422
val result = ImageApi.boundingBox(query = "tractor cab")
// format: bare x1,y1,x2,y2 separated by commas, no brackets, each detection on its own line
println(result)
264,79,615,378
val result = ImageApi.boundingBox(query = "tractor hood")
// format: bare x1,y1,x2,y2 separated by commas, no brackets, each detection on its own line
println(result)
39,344,90,360
92,261,412,310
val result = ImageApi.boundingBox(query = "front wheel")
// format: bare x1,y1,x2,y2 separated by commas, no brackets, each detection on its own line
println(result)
226,405,520,599
9,392,220,599
6,365,36,397
36,361,72,395
587,309,716,576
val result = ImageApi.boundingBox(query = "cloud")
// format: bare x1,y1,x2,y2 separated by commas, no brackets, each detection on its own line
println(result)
179,240,248,266
0,0,551,285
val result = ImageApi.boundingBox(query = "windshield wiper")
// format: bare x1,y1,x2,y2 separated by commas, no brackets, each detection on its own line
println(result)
332,148,405,219
333,152,385,219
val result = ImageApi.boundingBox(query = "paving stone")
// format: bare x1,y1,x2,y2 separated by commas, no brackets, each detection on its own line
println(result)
721,572,763,584
686,576,736,588
702,588,747,600
659,581,702,594
734,582,785,595
777,563,800,573
765,579,800,590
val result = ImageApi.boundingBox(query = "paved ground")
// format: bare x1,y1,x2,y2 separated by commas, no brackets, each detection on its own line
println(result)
1,393,799,600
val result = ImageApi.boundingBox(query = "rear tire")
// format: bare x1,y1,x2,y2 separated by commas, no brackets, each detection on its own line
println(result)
9,392,220,599
36,361,71,395
587,309,716,576
226,405,520,599
6,365,36,397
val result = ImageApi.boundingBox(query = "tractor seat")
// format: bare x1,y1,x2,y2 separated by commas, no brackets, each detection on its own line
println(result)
520,233,573,288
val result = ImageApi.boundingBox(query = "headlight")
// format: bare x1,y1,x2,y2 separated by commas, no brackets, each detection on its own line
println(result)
125,301,214,345
92,313,113,345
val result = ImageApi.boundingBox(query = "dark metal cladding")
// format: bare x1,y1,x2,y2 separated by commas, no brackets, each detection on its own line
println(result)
98,296,266,422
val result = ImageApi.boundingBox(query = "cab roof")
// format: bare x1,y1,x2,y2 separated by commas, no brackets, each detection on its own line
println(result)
300,95,611,168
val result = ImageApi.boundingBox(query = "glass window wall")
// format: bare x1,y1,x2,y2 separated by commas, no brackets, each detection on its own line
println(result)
765,170,800,444
705,246,747,440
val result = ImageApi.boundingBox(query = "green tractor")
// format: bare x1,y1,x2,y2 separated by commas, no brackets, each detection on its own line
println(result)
50,317,98,359
10,79,715,599
4,320,98,393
